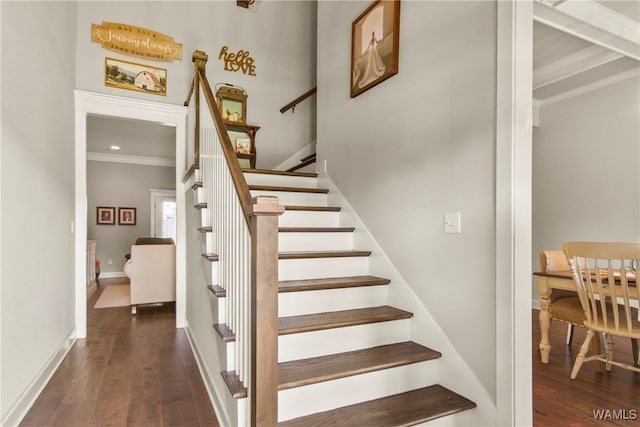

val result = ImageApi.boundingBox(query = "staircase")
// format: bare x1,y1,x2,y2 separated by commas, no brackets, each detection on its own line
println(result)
193,167,476,425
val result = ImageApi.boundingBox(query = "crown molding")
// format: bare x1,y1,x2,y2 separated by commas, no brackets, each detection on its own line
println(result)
87,151,176,167
535,68,639,108
533,44,623,89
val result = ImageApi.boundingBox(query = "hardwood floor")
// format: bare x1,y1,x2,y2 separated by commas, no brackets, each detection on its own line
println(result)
532,309,640,426
20,278,220,427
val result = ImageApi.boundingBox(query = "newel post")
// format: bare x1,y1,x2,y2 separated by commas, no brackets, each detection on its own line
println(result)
249,195,284,427
192,50,208,164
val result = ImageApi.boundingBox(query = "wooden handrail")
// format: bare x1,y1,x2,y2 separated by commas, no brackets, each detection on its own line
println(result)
194,57,253,229
279,87,317,114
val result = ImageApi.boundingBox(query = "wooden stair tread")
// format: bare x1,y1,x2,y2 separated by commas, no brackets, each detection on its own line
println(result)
198,226,213,233
243,168,318,178
279,227,355,233
220,341,439,400
202,253,219,261
207,276,390,298
213,323,234,342
192,181,203,190
194,202,207,209
279,384,476,427
207,284,225,297
249,184,329,194
284,205,341,212
279,250,371,259
279,275,390,293
279,341,440,390
279,306,413,335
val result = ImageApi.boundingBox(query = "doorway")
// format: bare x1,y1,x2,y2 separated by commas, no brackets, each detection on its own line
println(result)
75,90,188,337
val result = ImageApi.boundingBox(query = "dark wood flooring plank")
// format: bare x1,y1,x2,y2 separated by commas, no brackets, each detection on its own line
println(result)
19,280,220,427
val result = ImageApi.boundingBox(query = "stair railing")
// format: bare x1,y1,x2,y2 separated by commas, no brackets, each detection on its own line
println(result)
279,87,316,114
189,50,283,426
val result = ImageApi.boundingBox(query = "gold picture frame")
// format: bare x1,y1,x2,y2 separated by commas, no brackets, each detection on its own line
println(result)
105,57,167,96
350,0,401,98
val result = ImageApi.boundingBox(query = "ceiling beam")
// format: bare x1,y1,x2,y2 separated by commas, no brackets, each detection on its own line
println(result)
533,44,623,89
533,0,640,61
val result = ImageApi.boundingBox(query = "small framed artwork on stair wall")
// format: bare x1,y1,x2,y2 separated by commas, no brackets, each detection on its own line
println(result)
118,207,137,225
97,206,116,225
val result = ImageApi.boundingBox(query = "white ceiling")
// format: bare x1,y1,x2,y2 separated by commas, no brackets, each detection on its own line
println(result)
87,114,176,163
533,0,639,105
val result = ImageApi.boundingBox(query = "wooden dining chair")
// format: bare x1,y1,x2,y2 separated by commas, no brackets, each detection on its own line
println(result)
539,250,586,346
563,241,640,379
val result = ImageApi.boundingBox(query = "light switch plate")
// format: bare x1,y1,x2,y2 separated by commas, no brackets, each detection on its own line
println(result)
444,212,461,234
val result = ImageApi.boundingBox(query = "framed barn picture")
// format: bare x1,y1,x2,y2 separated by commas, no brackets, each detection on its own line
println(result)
105,57,167,96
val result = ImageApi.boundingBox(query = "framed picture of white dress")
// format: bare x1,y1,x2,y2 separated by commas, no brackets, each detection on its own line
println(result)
350,0,400,98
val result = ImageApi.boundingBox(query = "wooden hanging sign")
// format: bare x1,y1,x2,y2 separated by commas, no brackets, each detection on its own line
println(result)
91,22,183,62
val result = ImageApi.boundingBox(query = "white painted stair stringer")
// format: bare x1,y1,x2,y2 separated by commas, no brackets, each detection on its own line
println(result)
317,170,496,425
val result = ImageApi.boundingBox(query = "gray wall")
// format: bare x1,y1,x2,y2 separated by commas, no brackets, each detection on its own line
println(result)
317,1,497,398
1,1,77,420
87,161,176,274
532,76,640,298
75,1,317,169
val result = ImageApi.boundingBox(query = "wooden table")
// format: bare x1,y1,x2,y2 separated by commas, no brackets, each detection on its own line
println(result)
534,270,637,364
533,270,576,363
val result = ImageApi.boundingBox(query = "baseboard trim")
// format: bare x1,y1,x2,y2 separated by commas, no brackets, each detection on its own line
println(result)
99,271,126,279
184,322,233,427
1,329,76,427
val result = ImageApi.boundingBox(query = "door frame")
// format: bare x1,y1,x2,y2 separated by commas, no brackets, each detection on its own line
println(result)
74,90,188,337
150,189,177,238
496,1,533,425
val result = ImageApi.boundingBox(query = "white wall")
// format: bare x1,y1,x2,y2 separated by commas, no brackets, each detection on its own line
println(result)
1,1,77,423
317,0,498,398
87,161,176,274
532,76,640,299
75,1,317,169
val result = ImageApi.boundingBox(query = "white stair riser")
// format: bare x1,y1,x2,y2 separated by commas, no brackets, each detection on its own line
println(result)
244,173,318,188
204,231,215,252
278,232,353,252
200,208,208,227
279,210,340,227
250,190,328,207
278,257,370,281
277,360,439,422
196,187,205,204
279,285,388,317
278,320,411,362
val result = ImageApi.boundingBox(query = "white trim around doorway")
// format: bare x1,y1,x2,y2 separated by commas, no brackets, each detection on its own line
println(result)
74,90,188,337
496,1,533,425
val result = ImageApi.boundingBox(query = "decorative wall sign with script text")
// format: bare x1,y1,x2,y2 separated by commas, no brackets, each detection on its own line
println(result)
218,46,256,76
92,22,183,62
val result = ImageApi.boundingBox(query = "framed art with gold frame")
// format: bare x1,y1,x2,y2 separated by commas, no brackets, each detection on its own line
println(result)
350,0,401,98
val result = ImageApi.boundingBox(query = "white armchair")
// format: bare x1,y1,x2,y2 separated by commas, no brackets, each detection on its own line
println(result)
124,238,175,314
